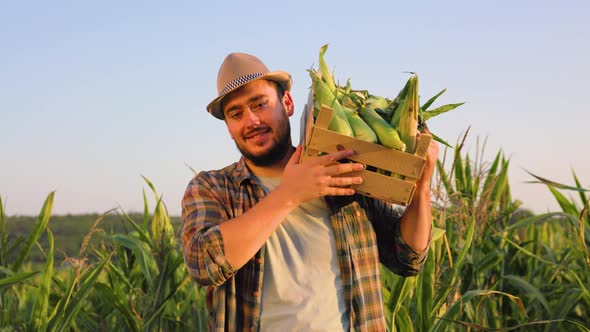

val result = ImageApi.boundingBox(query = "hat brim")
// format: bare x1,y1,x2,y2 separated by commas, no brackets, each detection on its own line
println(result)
206,71,292,120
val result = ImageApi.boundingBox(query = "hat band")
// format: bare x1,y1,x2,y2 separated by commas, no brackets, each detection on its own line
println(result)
219,72,265,96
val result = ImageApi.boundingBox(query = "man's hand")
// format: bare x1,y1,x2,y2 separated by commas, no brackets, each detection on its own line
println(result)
416,130,439,191
400,130,439,252
277,145,364,207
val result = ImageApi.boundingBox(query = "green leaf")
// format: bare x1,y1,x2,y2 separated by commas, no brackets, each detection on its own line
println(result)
109,234,155,283
503,274,550,314
94,283,141,331
422,102,465,121
553,287,582,320
119,209,153,249
524,169,590,192
0,195,6,268
0,270,39,290
481,150,502,198
428,131,453,149
572,169,589,209
50,255,111,332
432,289,525,332
431,226,446,242
436,160,454,196
432,213,476,317
12,192,54,272
547,185,578,215
393,305,414,332
453,148,465,194
420,88,446,111
30,228,54,332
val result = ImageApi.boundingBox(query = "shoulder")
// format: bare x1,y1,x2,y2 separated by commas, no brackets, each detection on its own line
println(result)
183,163,241,197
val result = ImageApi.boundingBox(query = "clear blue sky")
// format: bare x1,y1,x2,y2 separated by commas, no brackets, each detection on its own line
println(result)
1,0,589,216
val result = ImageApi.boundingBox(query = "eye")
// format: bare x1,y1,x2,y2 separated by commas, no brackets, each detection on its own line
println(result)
252,99,268,111
227,111,242,120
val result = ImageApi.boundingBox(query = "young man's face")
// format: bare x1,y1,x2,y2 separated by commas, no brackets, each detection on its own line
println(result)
221,79,294,166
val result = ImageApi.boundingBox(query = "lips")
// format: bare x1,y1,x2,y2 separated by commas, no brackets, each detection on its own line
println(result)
244,128,270,140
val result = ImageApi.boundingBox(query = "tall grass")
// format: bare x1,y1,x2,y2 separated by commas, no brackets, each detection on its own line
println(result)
1,136,589,331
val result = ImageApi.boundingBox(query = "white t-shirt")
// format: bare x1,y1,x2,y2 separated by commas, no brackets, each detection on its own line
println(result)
256,176,349,332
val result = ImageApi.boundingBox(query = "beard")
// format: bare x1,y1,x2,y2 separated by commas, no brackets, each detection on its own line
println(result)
235,115,292,167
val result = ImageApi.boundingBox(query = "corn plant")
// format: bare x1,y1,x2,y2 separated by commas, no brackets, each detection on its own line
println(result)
1,192,53,329
382,133,590,331
83,176,207,331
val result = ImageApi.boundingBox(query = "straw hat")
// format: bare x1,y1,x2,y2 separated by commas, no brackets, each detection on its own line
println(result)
206,52,292,120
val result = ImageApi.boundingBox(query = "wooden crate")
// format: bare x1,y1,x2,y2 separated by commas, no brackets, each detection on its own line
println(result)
299,91,431,206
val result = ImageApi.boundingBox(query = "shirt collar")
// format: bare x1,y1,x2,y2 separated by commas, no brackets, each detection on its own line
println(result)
232,156,255,187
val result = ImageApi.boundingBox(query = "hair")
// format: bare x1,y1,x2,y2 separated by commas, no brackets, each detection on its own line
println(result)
267,79,286,100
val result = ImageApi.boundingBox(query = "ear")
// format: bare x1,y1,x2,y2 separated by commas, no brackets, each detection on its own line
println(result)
282,91,295,117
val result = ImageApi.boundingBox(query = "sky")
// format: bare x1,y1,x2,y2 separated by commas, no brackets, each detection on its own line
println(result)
1,0,589,216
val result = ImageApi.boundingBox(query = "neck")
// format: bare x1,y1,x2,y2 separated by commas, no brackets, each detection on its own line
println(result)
245,146,295,178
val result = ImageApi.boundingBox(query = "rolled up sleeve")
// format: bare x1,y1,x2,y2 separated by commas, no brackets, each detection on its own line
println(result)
181,173,235,286
367,198,430,277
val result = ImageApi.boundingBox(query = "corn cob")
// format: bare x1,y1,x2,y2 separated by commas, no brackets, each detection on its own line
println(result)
308,70,354,137
341,106,378,143
359,106,406,151
390,74,419,153
319,44,337,93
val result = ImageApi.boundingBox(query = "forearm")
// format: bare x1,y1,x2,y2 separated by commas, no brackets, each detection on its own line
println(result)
400,180,432,252
219,186,298,270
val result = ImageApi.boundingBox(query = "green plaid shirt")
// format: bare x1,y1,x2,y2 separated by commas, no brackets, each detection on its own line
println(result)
181,157,428,332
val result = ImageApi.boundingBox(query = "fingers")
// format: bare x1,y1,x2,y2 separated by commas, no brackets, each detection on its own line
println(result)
314,149,356,166
328,174,363,186
324,161,364,176
287,145,302,166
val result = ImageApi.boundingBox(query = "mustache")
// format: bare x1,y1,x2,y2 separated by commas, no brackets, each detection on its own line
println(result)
244,126,270,138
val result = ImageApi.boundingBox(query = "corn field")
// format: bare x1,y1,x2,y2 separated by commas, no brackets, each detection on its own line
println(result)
1,137,589,331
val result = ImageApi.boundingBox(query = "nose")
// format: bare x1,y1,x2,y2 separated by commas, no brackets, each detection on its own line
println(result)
245,109,261,126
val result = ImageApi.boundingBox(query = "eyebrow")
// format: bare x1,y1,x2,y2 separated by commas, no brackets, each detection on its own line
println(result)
224,94,267,114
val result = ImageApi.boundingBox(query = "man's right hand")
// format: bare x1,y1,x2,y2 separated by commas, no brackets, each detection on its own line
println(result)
277,145,365,206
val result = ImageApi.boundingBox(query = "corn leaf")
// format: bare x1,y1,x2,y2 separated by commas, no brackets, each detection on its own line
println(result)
94,282,141,331
50,255,111,332
553,287,583,321
547,185,578,216
30,229,54,332
0,270,39,290
393,305,414,332
421,103,465,121
474,249,503,275
432,213,476,318
119,209,153,249
0,195,6,268
464,153,473,200
142,188,150,230
481,150,503,198
12,191,54,272
524,169,590,192
572,169,589,209
428,131,453,149
421,89,446,111
432,290,525,332
109,234,155,283
436,160,454,196
503,274,550,314
453,148,465,194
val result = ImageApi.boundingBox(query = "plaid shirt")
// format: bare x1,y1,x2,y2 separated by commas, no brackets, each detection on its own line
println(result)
181,157,429,332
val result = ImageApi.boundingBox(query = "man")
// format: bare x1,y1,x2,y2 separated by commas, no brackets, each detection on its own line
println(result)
181,52,438,331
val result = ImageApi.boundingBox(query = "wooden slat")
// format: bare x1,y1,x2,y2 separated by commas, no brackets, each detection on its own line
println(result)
350,170,416,206
308,128,426,178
